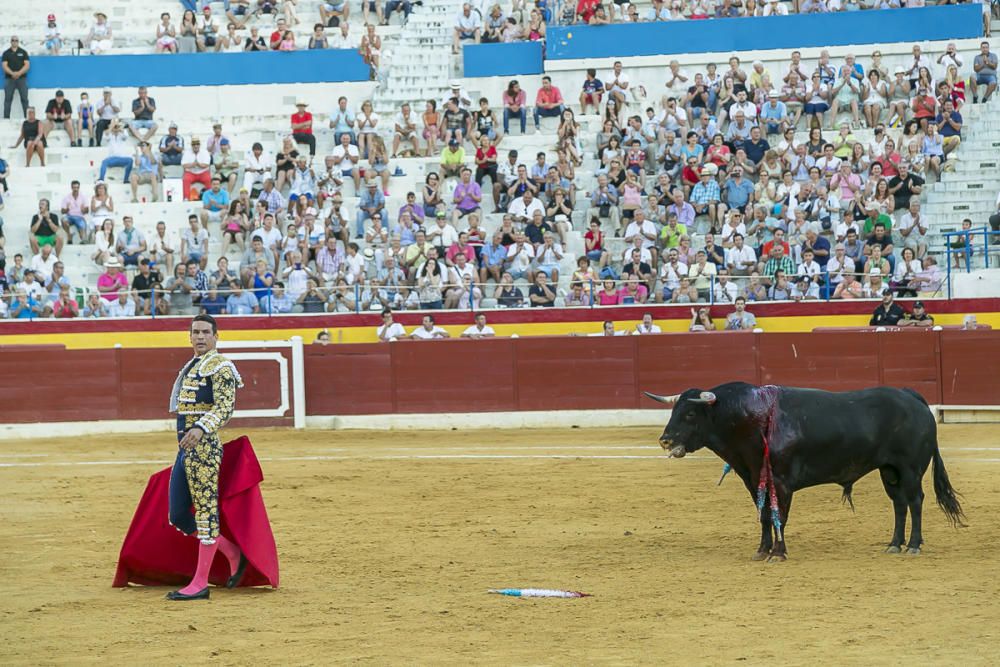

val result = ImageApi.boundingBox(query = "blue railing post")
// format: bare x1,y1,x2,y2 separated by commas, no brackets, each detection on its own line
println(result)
709,274,715,306
150,287,155,319
354,282,361,314
588,278,594,307
267,285,273,316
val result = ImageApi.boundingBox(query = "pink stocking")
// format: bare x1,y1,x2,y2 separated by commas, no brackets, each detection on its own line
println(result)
216,535,242,574
179,541,219,595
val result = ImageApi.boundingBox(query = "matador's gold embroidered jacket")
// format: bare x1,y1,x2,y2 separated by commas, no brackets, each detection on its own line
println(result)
169,349,244,438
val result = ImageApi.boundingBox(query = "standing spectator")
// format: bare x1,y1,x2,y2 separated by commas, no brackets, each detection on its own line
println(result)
182,137,212,201
128,87,157,143
291,100,317,157
2,36,29,120
533,76,565,133
95,88,119,146
60,180,90,245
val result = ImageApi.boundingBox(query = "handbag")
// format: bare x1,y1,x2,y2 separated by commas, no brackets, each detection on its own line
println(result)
599,203,611,218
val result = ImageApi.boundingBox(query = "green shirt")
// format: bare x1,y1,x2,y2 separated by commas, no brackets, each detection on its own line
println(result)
440,146,465,166
862,213,892,237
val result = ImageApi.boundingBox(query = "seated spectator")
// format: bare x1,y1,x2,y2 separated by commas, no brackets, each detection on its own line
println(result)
28,198,62,257
225,281,259,315
528,272,556,307
180,214,209,269
44,90,76,147
115,216,147,267
689,307,716,331
159,122,184,166
453,3,480,54
182,137,213,201
60,180,91,245
106,291,137,318
99,120,133,182
972,41,997,103
242,142,274,195
580,68,605,115
127,87,157,143
377,308,406,341
88,12,114,54
130,141,162,203
200,176,230,228
96,258,128,301
155,12,179,53
291,100,317,157
869,289,904,325
534,76,565,133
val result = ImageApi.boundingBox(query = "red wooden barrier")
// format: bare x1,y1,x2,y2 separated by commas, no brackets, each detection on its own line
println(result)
1,331,997,424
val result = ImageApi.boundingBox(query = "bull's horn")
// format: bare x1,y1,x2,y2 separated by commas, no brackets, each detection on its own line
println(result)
643,392,681,404
689,391,717,405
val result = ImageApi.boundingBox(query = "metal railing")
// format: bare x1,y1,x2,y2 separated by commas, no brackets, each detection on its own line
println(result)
943,227,999,299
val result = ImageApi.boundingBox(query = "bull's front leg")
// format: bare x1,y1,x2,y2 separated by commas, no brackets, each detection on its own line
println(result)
768,486,793,563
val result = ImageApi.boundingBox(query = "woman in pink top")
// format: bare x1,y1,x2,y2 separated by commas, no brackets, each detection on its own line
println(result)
596,279,620,305
829,162,861,208
96,258,128,301
502,80,527,135
617,276,648,304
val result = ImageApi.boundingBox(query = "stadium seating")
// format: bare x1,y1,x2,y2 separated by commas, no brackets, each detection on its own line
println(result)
1,0,998,317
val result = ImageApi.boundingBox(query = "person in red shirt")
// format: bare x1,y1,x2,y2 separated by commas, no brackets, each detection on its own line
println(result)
533,76,565,133
269,18,286,50
291,100,316,157
576,0,599,24
761,228,791,258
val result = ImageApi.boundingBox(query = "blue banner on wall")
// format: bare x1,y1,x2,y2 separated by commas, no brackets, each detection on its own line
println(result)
463,41,546,78
546,5,983,61
26,50,371,89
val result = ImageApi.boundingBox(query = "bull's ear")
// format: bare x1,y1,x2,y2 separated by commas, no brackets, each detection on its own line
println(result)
699,391,717,404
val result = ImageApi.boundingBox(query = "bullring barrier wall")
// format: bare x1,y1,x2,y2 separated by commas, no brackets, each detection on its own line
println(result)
463,4,983,77
26,49,371,89
1,329,997,426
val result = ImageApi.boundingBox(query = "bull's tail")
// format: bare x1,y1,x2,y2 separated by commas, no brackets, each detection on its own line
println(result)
932,448,966,527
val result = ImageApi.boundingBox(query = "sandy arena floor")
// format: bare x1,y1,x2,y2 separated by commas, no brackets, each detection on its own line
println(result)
1,424,998,665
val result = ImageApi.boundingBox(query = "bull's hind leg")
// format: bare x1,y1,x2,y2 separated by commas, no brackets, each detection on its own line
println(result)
880,466,907,553
904,478,925,555
768,489,792,563
753,515,774,561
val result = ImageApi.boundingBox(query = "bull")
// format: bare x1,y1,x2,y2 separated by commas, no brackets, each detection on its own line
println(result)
645,382,965,561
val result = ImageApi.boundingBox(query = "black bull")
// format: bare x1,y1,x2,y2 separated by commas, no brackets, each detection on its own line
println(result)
645,382,965,560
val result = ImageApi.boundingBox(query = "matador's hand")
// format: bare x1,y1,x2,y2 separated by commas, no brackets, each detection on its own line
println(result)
179,427,204,451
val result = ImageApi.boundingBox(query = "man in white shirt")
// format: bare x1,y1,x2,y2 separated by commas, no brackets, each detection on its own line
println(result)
508,190,545,225
728,90,758,125
410,314,450,339
331,132,361,191
242,142,274,194
29,244,58,283
106,293,137,318
181,215,209,266
796,248,822,284
504,232,535,280
376,309,407,341
664,60,690,99
426,212,460,253
606,61,631,110
453,3,480,54
392,103,420,157
896,199,928,259
150,220,178,275
460,312,495,338
633,312,662,335
329,22,359,50
99,120,134,182
713,269,739,303
623,209,657,250
725,233,757,277
826,243,855,286
251,213,283,267
181,137,212,201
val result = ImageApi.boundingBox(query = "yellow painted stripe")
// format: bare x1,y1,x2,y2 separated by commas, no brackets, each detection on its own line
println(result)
2,311,997,349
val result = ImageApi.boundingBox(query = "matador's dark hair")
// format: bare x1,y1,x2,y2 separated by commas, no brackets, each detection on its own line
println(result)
191,314,218,334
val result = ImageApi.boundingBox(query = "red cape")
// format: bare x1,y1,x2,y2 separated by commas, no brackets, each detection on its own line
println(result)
113,436,279,588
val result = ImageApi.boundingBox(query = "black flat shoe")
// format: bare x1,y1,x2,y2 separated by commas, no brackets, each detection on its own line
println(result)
226,554,248,589
166,587,210,601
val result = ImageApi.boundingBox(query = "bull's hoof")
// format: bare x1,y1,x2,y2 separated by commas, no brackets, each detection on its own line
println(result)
885,545,902,554
751,550,769,562
905,547,921,556
767,553,787,563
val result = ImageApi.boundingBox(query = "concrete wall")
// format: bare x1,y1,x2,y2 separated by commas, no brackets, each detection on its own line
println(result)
27,50,371,88
546,5,982,60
